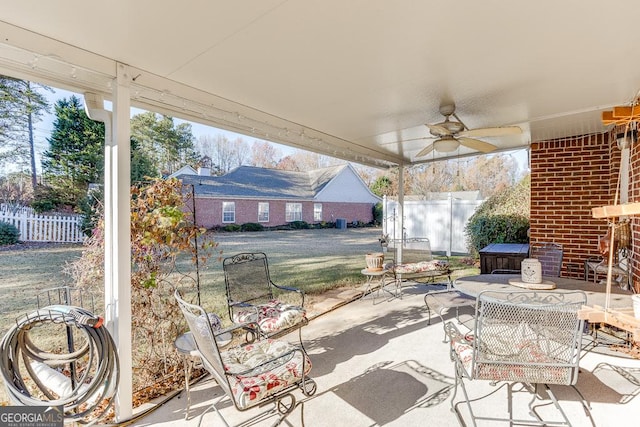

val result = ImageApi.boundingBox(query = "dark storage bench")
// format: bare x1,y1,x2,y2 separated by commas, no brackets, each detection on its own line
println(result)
479,243,530,274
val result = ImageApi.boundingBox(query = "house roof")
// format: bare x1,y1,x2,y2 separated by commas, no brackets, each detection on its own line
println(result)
167,165,197,179
177,164,348,200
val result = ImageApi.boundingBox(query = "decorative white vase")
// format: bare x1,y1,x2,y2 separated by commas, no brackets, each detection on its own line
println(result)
521,258,542,284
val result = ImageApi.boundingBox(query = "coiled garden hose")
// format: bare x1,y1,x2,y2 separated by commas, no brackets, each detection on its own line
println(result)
0,305,119,425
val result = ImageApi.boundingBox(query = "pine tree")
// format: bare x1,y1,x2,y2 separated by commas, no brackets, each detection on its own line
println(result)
41,95,104,208
0,76,51,188
131,112,199,175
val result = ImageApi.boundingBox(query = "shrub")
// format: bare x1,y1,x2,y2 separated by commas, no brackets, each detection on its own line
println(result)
289,220,310,229
372,202,383,225
240,222,264,232
0,221,20,245
464,176,530,257
223,224,242,232
465,214,529,257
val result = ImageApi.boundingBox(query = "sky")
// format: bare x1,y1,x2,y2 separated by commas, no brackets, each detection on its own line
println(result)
26,86,296,174
19,85,529,175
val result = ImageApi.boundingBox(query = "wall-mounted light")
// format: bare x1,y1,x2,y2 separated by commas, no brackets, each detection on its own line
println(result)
616,129,637,150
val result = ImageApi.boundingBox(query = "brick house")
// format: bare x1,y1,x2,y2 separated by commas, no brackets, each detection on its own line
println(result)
175,164,381,229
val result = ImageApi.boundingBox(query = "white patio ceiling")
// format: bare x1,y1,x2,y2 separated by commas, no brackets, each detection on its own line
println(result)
2,1,640,169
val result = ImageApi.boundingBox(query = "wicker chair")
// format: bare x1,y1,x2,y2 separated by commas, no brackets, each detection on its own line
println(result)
175,290,316,427
223,252,307,343
445,289,589,426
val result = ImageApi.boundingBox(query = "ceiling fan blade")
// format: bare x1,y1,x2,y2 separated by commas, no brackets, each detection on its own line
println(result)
425,123,452,136
458,126,522,138
415,143,435,157
458,137,497,153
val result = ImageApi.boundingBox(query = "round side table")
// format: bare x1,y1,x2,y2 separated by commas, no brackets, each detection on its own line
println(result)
361,268,394,303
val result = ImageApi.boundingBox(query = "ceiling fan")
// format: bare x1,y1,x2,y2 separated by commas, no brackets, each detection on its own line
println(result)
412,103,522,157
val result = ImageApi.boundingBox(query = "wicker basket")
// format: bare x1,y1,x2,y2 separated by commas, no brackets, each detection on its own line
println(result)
365,252,385,271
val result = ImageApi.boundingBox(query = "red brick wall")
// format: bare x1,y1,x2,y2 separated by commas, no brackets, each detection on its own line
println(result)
629,131,640,291
192,197,374,228
530,132,623,280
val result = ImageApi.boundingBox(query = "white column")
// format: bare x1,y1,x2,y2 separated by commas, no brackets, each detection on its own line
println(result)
397,165,404,264
104,63,132,421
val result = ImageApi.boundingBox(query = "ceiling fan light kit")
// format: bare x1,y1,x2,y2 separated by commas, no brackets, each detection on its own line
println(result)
433,136,460,152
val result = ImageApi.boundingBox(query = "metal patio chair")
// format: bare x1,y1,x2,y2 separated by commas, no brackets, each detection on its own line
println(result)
223,252,307,343
175,290,316,427
530,242,563,277
445,289,590,426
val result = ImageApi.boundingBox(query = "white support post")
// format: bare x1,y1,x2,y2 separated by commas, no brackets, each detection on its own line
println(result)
397,165,404,264
105,63,132,421
448,192,453,257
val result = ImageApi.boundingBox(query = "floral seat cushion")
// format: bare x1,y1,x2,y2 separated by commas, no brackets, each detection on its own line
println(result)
222,339,312,409
391,260,450,274
233,300,306,334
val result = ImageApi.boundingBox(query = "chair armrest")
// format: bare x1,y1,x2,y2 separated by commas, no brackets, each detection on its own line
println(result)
229,301,253,308
271,282,305,306
444,321,467,343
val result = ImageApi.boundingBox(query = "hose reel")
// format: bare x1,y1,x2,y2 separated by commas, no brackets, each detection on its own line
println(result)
0,290,119,425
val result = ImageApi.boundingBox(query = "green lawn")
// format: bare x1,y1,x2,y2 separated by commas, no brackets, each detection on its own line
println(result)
0,228,479,405
0,228,479,336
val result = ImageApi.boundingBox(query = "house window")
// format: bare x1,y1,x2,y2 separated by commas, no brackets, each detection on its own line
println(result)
285,203,302,222
222,201,235,223
258,202,269,222
314,203,322,221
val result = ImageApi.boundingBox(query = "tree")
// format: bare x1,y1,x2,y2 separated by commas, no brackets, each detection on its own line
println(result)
194,134,249,174
370,175,393,196
130,112,199,175
250,140,281,168
41,95,104,209
276,151,338,171
408,154,522,198
0,76,51,188
0,171,33,209
456,155,519,197
130,137,159,183
275,155,300,171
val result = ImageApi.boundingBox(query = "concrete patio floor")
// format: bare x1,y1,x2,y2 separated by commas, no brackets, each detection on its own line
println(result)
129,282,640,427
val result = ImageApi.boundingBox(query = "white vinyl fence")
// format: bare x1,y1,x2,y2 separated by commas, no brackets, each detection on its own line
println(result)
0,205,84,243
383,195,483,256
